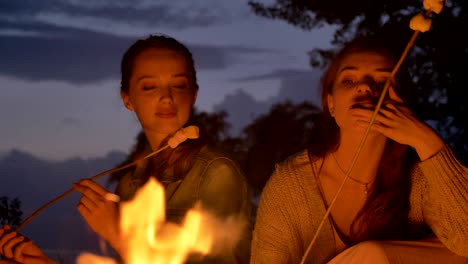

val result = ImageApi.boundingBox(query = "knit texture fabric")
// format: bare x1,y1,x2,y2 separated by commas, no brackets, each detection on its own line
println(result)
251,146,468,264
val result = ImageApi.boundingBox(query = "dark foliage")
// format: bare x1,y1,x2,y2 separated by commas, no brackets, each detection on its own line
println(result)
240,101,322,194
0,196,23,228
208,101,322,194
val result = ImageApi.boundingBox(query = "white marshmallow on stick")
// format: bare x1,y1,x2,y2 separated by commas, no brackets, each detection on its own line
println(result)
410,13,432,32
168,125,200,148
424,0,445,14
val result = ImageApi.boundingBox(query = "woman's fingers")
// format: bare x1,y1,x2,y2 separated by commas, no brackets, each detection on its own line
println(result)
76,180,108,196
4,235,25,259
74,180,118,215
13,239,29,262
0,230,17,256
0,230,27,260
73,183,101,200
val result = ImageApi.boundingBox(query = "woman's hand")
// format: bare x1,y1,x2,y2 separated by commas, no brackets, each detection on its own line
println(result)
353,103,445,160
0,225,57,264
73,180,120,248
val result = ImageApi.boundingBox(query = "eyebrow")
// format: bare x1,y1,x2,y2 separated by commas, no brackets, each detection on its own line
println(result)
338,66,393,74
136,73,190,83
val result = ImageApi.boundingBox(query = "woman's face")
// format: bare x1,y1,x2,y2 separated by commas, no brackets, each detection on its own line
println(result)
121,48,197,136
327,51,403,133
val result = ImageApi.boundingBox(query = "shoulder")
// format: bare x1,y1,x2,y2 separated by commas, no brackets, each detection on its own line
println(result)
263,149,314,192
195,145,242,169
274,149,312,177
187,145,246,185
190,146,251,208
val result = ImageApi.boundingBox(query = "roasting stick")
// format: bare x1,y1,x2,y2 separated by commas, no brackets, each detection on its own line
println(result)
16,126,199,231
299,16,432,263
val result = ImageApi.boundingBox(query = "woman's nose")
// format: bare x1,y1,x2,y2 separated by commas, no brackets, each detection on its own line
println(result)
356,79,378,95
158,86,173,102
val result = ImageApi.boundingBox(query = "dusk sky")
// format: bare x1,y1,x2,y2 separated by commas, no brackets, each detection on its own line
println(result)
0,0,336,161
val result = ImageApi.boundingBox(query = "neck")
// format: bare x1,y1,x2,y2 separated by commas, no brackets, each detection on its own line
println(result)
335,130,387,182
144,130,170,151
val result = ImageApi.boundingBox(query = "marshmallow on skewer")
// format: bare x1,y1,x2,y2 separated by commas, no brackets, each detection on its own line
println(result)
424,0,445,14
410,13,432,32
168,125,200,148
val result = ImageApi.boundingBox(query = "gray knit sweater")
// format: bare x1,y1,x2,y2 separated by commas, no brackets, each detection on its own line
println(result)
251,146,468,264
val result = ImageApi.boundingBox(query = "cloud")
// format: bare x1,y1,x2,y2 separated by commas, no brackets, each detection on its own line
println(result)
231,68,318,82
214,68,323,135
0,0,245,30
232,68,323,104
213,89,270,135
0,26,272,84
0,1,273,84
61,117,81,126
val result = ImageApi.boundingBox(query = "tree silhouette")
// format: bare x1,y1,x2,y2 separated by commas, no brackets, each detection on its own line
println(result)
192,108,248,165
248,0,467,164
192,108,232,146
239,101,322,194
0,196,23,228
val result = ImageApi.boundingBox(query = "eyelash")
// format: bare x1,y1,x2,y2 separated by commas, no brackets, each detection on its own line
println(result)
342,79,356,86
143,85,156,91
142,85,187,91
341,79,392,88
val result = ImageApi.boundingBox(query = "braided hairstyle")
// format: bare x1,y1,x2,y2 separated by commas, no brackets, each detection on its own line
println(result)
109,34,206,185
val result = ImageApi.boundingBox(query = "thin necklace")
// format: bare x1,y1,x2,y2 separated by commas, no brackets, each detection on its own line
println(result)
332,152,370,195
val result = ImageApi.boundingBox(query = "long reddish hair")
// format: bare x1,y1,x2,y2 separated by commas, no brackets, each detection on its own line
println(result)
309,34,418,243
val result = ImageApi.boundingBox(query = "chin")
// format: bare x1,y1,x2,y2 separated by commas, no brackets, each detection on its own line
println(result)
159,126,182,135
144,123,181,136
350,125,375,135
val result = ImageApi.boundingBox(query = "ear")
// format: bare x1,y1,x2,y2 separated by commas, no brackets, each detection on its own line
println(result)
193,90,198,105
327,94,335,116
121,91,135,111
388,86,404,103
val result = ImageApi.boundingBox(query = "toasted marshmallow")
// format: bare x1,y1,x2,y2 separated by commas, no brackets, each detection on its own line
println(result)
424,0,445,14
168,125,200,148
410,13,432,32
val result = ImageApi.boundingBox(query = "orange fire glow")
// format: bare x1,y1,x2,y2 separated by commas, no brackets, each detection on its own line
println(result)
77,178,243,264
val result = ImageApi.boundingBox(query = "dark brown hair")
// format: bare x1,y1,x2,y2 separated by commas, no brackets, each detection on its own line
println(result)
110,34,205,185
310,34,418,243
120,34,199,94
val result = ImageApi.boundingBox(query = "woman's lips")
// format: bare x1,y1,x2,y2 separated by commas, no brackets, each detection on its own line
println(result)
352,99,401,110
351,102,375,110
156,112,176,119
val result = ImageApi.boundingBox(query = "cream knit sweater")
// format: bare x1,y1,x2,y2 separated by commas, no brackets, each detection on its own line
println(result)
251,146,468,264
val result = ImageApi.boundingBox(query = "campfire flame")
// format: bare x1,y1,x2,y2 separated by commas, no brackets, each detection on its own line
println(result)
77,178,244,264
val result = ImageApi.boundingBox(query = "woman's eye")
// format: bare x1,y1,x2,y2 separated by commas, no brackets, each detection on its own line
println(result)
172,84,187,89
376,81,385,86
342,79,356,86
377,80,392,88
142,85,156,91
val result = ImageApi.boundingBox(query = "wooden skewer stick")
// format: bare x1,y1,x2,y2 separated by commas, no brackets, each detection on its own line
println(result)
16,126,200,231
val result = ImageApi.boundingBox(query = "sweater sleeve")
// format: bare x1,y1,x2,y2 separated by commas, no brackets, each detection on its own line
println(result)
250,165,294,264
418,145,468,257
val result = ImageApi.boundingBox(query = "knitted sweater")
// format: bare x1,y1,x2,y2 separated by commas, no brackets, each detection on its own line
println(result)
251,146,468,264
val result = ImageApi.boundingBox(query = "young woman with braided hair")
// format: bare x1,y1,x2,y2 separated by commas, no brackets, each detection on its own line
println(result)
1,34,253,264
